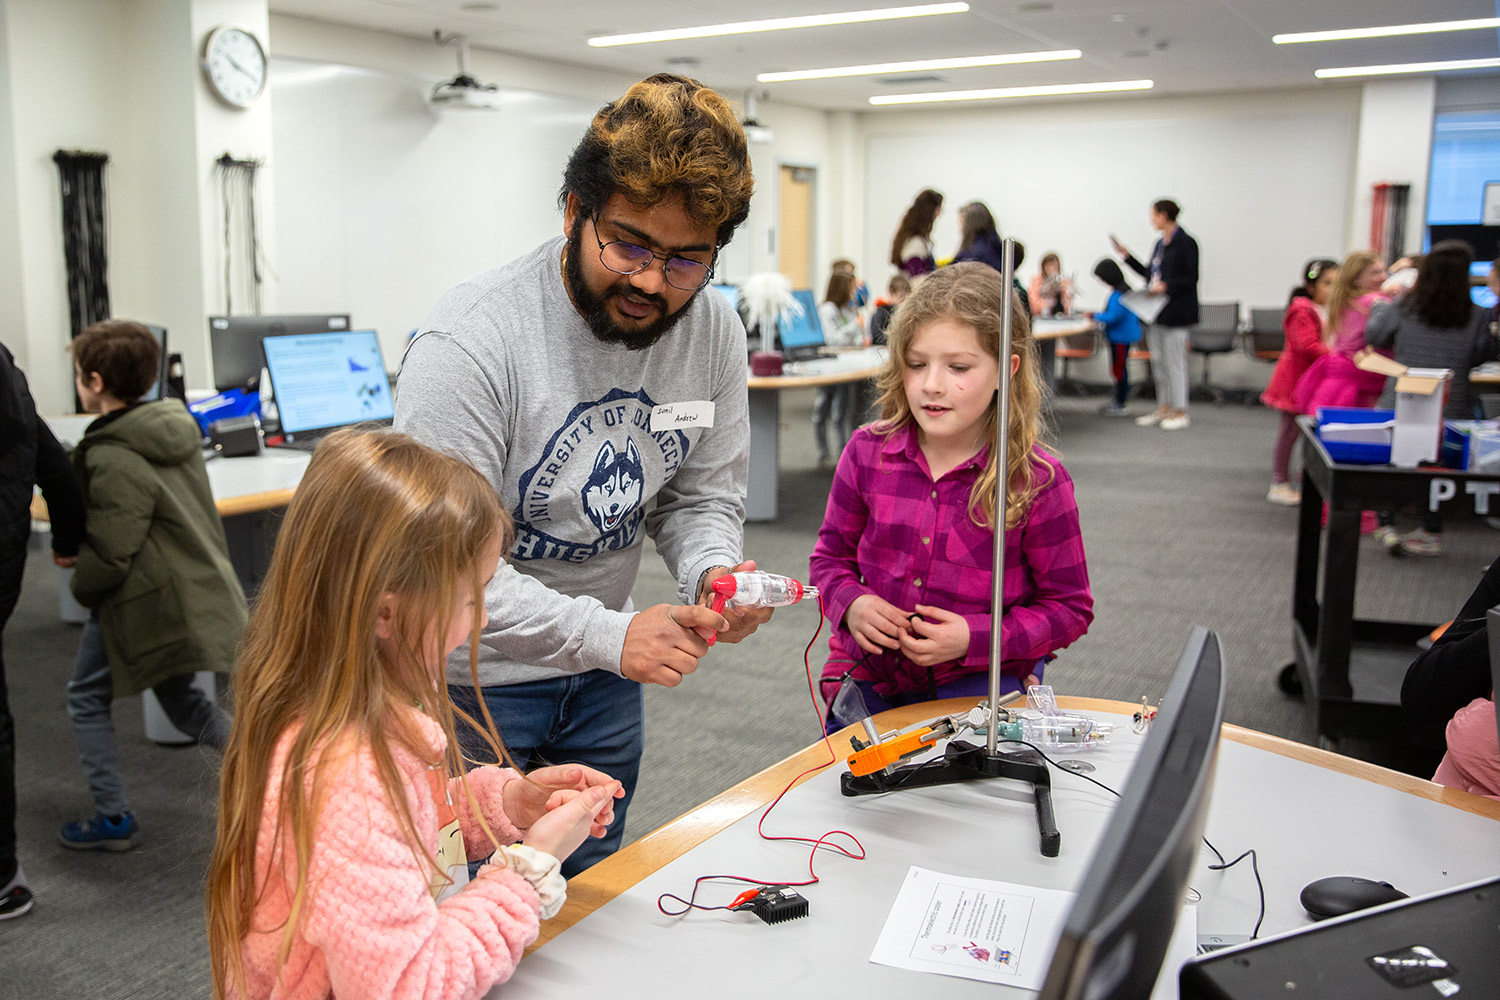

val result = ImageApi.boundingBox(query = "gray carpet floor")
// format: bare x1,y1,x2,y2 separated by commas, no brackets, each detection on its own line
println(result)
1,375,1487,995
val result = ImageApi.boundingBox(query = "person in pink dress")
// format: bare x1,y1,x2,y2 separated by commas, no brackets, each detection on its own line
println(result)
1262,259,1337,506
1292,250,1390,414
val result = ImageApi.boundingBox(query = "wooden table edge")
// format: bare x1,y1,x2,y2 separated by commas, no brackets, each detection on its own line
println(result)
531,694,1498,949
32,488,293,522
748,366,882,390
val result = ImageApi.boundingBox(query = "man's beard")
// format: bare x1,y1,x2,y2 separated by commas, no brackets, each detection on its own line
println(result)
564,220,692,351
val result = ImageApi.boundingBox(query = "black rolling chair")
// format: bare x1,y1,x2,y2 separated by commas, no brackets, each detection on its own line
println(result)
1188,302,1240,405
1244,307,1286,364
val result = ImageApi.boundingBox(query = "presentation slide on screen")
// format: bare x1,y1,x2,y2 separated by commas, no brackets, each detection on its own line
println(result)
264,332,393,433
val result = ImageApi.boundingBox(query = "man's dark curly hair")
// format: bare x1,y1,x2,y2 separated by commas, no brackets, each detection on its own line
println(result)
559,74,754,247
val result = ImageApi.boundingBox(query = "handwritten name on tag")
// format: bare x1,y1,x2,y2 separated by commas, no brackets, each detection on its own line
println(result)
652,401,715,432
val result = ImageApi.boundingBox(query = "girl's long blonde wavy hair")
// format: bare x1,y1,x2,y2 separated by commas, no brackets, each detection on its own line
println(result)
874,261,1051,529
206,429,514,1000
1323,249,1382,345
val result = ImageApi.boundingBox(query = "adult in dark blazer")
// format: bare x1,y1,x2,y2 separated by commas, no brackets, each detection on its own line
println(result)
1111,199,1200,430
0,343,85,919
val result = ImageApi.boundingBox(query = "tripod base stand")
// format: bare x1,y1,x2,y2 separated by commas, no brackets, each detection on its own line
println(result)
840,738,1061,857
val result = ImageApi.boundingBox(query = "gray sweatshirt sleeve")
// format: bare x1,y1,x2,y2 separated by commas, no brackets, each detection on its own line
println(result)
645,316,749,604
396,331,633,675
1364,301,1399,350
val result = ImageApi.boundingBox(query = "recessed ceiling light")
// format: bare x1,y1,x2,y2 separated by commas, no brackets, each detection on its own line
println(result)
1274,17,1500,44
758,49,1080,82
589,3,969,47
870,79,1153,104
1315,57,1500,79
460,1,499,10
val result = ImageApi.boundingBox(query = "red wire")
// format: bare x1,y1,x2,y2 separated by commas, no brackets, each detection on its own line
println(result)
657,593,867,916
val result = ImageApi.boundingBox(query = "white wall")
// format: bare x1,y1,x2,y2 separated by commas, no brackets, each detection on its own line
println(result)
857,88,1363,314
1348,77,1436,257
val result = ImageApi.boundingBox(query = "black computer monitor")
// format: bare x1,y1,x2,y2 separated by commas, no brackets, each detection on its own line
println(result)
1039,626,1227,1000
141,324,169,401
777,289,825,355
208,313,351,391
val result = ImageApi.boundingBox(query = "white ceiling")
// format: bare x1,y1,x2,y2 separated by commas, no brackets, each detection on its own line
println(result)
268,0,1500,110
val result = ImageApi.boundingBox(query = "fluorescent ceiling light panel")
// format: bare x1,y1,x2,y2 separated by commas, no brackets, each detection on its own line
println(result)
589,3,968,47
870,80,1153,104
1274,18,1500,44
1315,57,1500,79
759,49,1081,82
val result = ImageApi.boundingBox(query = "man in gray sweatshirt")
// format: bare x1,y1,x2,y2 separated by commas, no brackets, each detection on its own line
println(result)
394,74,766,875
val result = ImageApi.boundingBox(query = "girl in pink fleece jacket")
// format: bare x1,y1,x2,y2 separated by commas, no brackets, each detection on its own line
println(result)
208,430,622,1000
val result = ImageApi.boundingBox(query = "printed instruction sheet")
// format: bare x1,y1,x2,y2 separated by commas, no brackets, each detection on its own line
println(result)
870,866,1074,988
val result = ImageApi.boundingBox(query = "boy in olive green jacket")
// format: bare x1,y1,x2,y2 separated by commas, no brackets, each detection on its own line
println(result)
63,320,246,851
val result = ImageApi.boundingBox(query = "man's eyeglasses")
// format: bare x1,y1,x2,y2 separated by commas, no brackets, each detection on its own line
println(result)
591,222,715,291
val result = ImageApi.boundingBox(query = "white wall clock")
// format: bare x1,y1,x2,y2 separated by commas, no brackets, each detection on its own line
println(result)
202,25,267,109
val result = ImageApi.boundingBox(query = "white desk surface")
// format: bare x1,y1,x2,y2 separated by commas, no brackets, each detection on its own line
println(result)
747,346,885,389
41,413,309,516
502,707,1499,999
1032,317,1096,341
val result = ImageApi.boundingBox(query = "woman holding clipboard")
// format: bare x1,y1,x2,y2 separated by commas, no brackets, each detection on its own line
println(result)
1111,199,1200,431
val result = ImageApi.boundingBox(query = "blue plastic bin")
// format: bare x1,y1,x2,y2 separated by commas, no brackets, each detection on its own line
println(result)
188,388,260,436
1315,407,1393,465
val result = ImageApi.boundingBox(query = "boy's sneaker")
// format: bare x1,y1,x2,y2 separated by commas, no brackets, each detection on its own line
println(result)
1267,482,1301,506
0,884,33,920
1399,529,1443,557
59,812,138,852
1371,525,1402,553
1099,403,1130,417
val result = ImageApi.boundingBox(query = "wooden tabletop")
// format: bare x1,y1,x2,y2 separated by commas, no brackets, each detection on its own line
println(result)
1031,317,1096,341
748,364,883,390
532,695,1499,950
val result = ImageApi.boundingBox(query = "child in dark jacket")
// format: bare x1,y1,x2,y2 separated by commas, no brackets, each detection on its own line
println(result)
1,342,85,918
62,320,246,851
1089,259,1142,416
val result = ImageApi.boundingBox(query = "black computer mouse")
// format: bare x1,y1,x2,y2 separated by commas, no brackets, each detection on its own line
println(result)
1300,876,1409,920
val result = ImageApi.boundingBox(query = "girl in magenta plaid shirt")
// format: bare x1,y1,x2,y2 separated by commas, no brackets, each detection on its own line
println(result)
810,263,1094,725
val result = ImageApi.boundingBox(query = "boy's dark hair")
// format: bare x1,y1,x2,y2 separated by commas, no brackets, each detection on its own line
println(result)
71,320,159,402
558,74,754,248
1153,198,1181,222
1093,258,1129,292
886,274,911,296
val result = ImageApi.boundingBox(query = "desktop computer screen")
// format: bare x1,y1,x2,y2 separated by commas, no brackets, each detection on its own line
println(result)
778,289,825,354
711,283,739,312
1471,261,1497,310
261,329,393,436
209,313,351,391
140,324,169,401
1039,627,1227,1000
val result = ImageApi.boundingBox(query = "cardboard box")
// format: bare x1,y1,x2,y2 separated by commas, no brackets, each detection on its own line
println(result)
1354,350,1452,467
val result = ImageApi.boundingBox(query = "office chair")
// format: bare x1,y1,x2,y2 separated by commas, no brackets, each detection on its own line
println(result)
1188,302,1240,405
1055,330,1099,396
1244,307,1286,363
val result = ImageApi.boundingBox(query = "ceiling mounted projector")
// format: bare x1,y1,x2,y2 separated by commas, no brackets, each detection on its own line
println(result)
431,31,501,110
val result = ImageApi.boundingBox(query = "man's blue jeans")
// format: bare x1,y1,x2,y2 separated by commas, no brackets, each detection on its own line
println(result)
449,669,643,878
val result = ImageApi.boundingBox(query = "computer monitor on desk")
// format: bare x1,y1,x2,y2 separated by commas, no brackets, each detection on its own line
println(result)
778,289,826,360
262,329,393,447
1040,626,1227,1000
209,313,351,391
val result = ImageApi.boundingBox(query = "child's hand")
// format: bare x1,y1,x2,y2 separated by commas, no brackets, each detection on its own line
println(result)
845,594,911,654
521,785,616,863
503,765,624,835
899,605,971,667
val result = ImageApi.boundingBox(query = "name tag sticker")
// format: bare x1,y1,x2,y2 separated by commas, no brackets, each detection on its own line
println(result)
652,401,715,432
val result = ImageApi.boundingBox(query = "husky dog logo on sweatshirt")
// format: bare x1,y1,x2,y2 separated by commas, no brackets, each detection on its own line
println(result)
582,439,643,534
512,387,688,563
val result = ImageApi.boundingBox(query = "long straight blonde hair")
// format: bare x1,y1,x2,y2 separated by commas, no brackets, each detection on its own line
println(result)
1323,249,1381,344
874,261,1052,529
206,429,514,1000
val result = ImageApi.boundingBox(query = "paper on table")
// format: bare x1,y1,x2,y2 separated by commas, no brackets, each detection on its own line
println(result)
869,866,1074,989
1121,290,1168,324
